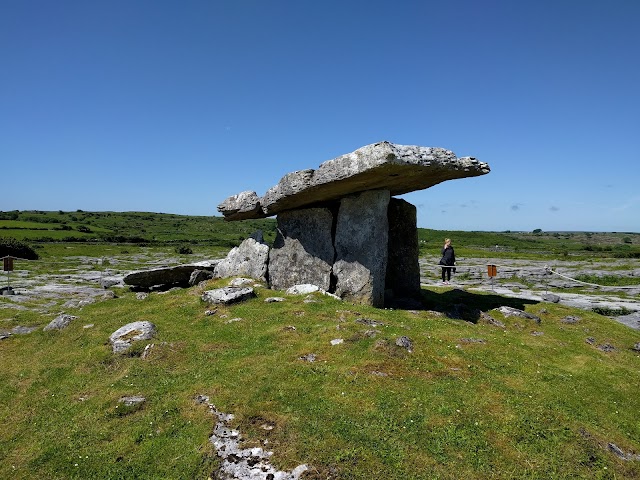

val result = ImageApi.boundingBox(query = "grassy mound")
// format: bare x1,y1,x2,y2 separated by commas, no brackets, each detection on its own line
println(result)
1,280,639,479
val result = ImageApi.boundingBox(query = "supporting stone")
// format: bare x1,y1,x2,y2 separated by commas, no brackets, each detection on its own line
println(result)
268,208,335,291
386,198,421,301
334,190,390,307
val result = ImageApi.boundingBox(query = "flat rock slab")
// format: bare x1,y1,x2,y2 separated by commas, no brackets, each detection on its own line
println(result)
202,287,256,305
124,262,218,289
219,141,489,220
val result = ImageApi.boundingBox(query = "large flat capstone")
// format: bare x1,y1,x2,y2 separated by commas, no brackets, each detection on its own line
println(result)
218,141,490,220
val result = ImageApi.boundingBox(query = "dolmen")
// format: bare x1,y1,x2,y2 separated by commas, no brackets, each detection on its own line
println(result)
217,141,490,308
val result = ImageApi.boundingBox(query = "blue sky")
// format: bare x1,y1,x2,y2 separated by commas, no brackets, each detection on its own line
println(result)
2,0,639,232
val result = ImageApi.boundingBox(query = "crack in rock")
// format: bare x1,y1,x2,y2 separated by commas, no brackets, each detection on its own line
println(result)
195,395,308,480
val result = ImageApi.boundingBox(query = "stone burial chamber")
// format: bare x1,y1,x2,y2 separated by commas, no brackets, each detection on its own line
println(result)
218,141,490,307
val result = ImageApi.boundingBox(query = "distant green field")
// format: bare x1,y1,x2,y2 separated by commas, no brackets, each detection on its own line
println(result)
1,210,639,259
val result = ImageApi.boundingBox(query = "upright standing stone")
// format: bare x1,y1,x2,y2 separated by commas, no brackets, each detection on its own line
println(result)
386,198,420,299
268,208,335,291
334,190,390,307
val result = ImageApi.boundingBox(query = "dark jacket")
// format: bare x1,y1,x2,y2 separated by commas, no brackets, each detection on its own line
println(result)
440,246,455,266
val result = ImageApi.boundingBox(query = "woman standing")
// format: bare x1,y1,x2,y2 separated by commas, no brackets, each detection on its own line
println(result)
439,238,456,284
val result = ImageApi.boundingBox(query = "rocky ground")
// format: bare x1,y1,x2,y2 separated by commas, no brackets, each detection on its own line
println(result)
2,252,639,330
420,255,640,330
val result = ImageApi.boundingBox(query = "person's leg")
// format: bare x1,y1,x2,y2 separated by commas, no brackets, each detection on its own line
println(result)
446,267,452,281
441,268,446,282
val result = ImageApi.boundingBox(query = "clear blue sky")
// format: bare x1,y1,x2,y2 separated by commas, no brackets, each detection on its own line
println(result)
2,0,639,232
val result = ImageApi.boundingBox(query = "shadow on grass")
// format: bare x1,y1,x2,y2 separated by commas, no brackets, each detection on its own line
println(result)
420,287,539,323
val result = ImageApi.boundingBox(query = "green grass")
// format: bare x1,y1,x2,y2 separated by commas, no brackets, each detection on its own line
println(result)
1,210,278,247
1,211,639,478
574,274,640,287
2,277,639,479
3,210,640,260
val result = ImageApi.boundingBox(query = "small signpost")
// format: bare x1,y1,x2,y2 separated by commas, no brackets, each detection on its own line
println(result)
487,264,497,277
487,264,497,290
2,256,17,295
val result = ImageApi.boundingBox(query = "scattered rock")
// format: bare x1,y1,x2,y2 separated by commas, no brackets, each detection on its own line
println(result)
395,336,413,352
561,315,581,324
355,317,386,327
83,324,94,329
459,338,486,344
283,325,297,331
0,331,10,340
479,311,505,328
12,325,38,334
204,309,217,316
608,442,640,461
228,277,256,287
370,370,388,377
43,314,77,331
136,292,149,300
597,343,615,352
541,293,560,303
586,337,596,345
531,331,544,336
202,287,256,305
264,297,285,303
225,317,243,324
330,338,344,346
286,284,320,295
497,306,541,323
632,343,640,352
119,395,146,407
100,277,122,289
299,353,317,362
109,321,156,354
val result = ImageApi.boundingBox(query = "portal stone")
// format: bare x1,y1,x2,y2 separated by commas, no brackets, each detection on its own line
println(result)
386,198,420,300
268,208,335,291
334,190,390,307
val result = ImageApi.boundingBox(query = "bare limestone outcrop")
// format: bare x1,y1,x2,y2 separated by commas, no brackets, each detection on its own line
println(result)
215,141,489,307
